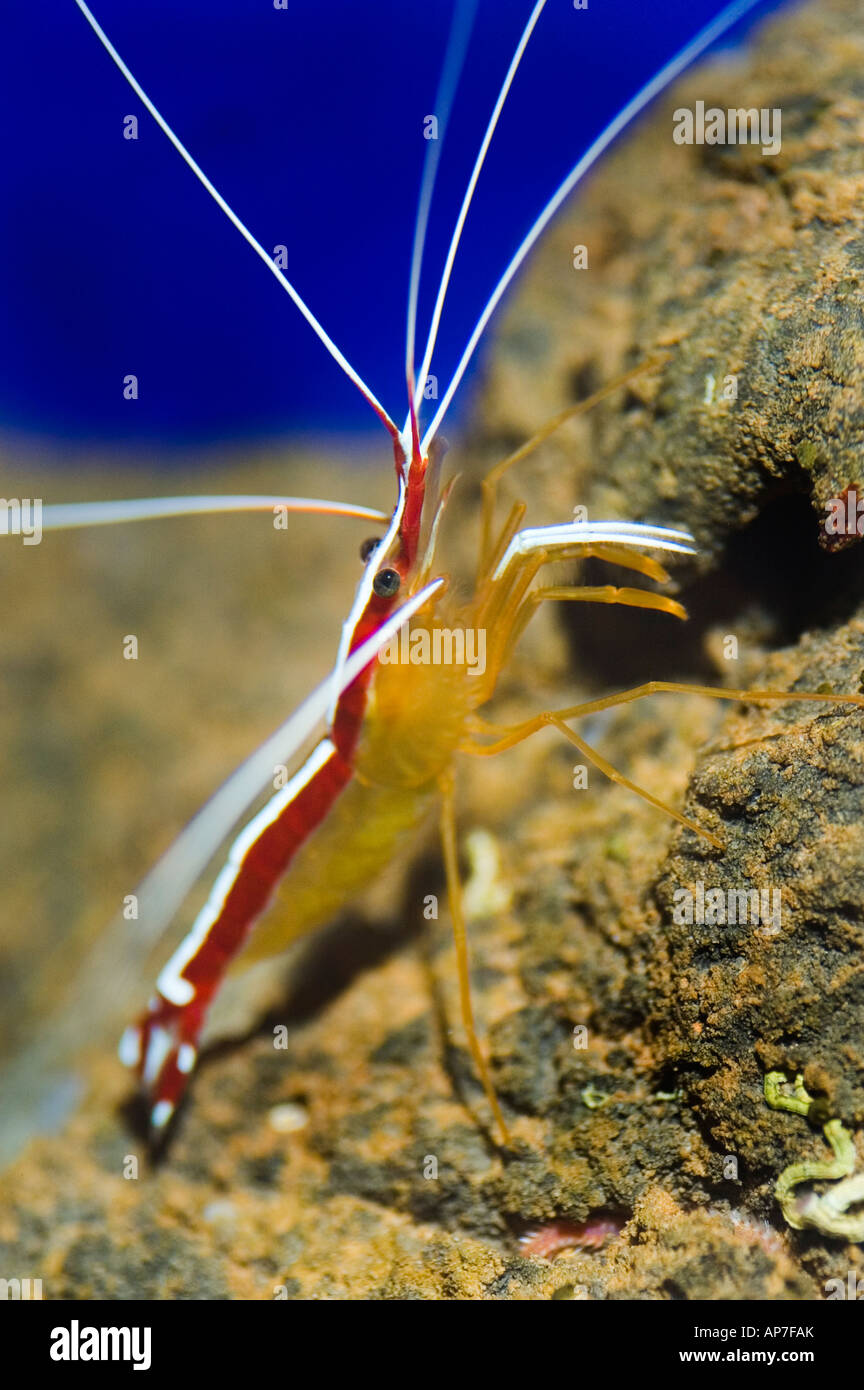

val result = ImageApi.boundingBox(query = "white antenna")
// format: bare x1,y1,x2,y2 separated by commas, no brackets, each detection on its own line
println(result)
405,0,479,400
422,0,767,453
411,0,547,426
74,0,400,441
36,496,388,531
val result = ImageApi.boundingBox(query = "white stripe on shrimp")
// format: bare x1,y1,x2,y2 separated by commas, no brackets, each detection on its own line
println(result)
157,738,338,1007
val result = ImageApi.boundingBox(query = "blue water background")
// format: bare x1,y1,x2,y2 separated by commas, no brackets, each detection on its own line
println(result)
2,0,789,456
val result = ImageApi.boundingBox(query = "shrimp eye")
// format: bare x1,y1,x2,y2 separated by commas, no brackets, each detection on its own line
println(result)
373,568,401,598
359,537,381,562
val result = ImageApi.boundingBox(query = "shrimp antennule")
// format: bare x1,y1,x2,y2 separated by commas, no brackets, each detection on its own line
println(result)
35,496,389,531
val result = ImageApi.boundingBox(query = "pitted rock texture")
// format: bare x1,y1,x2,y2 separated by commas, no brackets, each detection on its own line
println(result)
476,0,864,567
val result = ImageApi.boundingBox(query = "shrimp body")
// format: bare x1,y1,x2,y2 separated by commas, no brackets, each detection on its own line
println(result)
125,502,702,1138
125,495,487,1126
243,601,478,963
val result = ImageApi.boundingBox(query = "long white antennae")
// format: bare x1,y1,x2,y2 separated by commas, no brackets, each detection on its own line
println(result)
0,576,443,1168
33,496,388,531
411,0,547,425
405,0,479,395
74,0,400,441
422,0,767,452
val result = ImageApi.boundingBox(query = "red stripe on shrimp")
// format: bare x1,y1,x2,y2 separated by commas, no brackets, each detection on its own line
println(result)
120,735,353,1130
